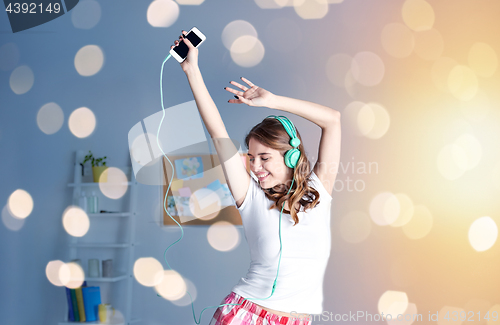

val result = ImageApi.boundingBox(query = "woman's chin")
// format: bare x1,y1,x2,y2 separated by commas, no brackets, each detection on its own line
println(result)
259,179,278,190
258,179,271,189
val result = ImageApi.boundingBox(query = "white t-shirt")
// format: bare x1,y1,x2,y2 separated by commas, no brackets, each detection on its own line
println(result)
231,171,332,315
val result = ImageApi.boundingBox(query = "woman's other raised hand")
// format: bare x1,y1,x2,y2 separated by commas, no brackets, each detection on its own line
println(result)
224,77,275,108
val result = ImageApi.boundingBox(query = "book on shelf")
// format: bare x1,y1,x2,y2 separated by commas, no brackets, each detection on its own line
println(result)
64,287,74,322
82,286,102,322
75,287,86,322
69,289,79,321
65,282,103,323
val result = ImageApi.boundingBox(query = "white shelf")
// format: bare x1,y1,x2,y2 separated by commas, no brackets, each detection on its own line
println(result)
69,243,133,248
88,212,132,217
62,151,140,325
58,321,103,325
68,182,134,187
85,274,129,282
58,319,140,325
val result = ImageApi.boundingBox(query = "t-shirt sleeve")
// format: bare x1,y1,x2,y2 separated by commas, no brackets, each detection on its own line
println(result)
236,175,259,211
310,171,333,202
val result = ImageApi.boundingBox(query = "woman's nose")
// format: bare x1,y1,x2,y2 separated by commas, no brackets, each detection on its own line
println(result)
251,163,262,172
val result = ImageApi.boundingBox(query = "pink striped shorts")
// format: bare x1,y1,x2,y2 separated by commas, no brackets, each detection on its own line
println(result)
208,291,312,325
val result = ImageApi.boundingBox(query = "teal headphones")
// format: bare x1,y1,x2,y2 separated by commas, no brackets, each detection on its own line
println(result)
156,53,301,324
265,115,301,169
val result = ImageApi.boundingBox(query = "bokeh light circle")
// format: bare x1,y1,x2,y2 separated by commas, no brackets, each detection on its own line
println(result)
448,65,478,101
71,0,101,29
10,65,34,94
207,221,240,251
381,23,414,58
402,0,435,31
65,261,85,289
170,278,198,307
46,260,67,286
99,167,129,199
155,270,187,301
147,0,179,27
293,0,329,20
133,257,164,287
389,193,414,228
37,102,64,135
378,290,409,319
351,51,385,87
62,206,90,237
369,192,401,226
230,35,265,68
468,216,498,252
468,42,498,78
357,102,391,139
68,107,96,138
221,20,258,51
189,188,221,221
2,204,25,231
8,189,34,219
74,45,104,77
387,303,418,325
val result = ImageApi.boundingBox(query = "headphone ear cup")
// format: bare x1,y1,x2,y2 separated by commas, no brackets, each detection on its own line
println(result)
285,149,301,169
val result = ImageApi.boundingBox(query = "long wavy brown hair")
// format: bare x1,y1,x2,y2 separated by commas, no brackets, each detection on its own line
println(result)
244,117,320,226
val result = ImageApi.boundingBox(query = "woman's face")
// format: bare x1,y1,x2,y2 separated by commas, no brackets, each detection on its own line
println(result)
248,137,293,189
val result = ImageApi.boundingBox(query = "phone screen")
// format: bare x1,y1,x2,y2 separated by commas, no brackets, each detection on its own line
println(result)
174,31,202,60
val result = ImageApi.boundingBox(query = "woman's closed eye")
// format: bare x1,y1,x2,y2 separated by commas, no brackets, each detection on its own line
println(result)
249,158,269,162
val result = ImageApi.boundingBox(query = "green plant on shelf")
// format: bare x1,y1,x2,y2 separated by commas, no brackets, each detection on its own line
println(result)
82,150,107,167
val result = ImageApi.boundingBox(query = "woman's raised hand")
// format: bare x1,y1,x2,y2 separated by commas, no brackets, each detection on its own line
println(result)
170,30,198,73
225,77,275,108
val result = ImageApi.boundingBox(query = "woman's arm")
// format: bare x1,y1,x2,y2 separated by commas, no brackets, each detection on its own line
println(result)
184,67,228,138
268,94,340,129
270,94,342,195
171,31,250,206
226,77,341,195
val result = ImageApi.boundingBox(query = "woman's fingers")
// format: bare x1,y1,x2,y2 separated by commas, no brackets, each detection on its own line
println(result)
181,33,194,48
229,80,248,91
172,30,191,50
224,86,244,97
241,77,255,88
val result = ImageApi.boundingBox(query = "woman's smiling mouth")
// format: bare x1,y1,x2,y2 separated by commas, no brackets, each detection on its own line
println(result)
256,173,269,181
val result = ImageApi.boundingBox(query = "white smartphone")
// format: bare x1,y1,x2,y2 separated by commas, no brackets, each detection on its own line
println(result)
169,27,206,63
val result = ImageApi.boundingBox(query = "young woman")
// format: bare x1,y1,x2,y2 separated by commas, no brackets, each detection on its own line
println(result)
171,31,341,325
